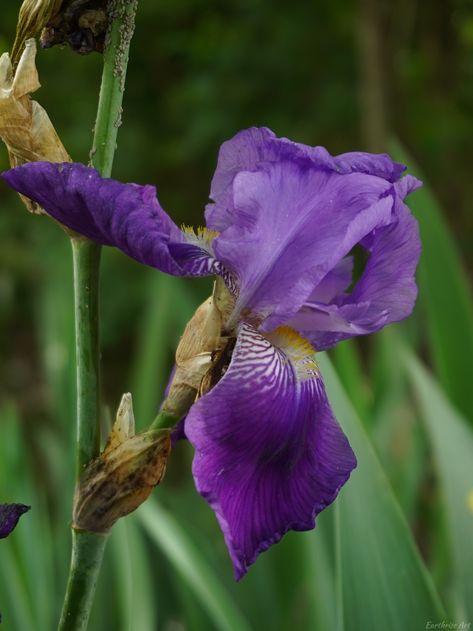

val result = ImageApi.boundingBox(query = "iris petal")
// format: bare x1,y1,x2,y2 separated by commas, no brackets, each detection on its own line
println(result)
2,162,222,278
0,503,30,539
214,160,394,330
206,127,406,232
185,323,356,579
289,186,421,350
309,257,354,304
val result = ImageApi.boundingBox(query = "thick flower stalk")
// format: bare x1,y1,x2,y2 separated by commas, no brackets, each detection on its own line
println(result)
2,127,422,578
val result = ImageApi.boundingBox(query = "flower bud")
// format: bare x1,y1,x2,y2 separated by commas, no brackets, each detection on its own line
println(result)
73,394,171,533
0,39,71,213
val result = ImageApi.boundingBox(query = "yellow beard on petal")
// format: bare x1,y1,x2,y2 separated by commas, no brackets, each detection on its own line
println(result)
181,224,220,253
266,326,319,381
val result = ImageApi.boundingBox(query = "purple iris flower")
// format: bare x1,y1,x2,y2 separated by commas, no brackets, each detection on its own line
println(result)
2,127,421,578
0,503,30,538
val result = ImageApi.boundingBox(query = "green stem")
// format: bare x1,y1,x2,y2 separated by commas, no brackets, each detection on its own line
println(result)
59,2,138,629
90,0,138,177
149,409,179,431
58,531,108,631
72,238,101,478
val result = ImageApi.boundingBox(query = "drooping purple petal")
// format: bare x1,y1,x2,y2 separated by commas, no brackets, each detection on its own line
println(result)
0,504,30,539
185,323,356,579
289,186,421,350
214,160,394,330
206,127,406,231
2,162,223,278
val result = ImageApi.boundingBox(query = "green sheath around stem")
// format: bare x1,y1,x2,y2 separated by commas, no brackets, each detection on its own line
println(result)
149,409,179,431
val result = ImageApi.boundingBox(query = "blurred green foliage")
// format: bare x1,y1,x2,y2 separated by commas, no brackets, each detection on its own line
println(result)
1,1,473,630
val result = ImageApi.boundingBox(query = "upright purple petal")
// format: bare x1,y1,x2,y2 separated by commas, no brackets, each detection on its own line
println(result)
206,127,406,231
334,151,406,182
289,183,421,349
2,162,222,278
394,174,422,199
185,323,356,579
213,160,394,330
0,503,30,538
309,257,353,304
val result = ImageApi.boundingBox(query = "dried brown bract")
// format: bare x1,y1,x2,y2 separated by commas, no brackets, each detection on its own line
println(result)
163,279,235,418
10,0,63,66
73,394,171,533
0,39,71,213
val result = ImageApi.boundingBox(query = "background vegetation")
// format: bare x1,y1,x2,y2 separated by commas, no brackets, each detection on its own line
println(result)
0,1,472,630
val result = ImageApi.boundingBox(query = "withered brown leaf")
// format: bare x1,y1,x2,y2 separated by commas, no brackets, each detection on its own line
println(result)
0,39,71,213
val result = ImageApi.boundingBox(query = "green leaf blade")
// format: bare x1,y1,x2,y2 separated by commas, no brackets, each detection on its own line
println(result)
405,352,473,622
319,354,445,631
138,500,251,631
390,140,473,423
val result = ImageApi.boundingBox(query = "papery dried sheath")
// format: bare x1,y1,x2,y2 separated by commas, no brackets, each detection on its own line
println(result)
11,0,63,65
163,285,228,417
73,394,171,533
0,39,70,213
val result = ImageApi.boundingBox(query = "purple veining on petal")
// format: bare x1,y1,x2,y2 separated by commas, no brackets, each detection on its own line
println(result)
0,503,30,539
185,323,356,579
167,241,227,278
2,162,222,278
